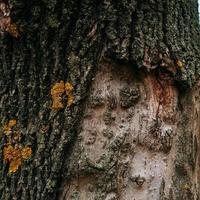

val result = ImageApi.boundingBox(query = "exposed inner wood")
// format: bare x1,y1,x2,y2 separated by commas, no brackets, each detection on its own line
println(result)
60,60,200,200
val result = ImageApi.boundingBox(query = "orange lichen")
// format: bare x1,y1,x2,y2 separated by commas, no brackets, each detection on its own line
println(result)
7,119,17,127
65,82,74,107
3,119,17,135
65,82,74,93
2,118,33,174
51,81,65,110
67,94,74,107
3,145,15,162
3,145,32,174
3,145,21,173
9,158,22,173
21,147,32,160
51,81,74,109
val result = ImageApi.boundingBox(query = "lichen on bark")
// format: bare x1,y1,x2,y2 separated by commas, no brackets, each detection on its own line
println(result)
0,0,199,199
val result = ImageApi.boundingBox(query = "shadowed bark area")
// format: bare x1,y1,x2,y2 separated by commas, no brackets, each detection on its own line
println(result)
0,0,199,199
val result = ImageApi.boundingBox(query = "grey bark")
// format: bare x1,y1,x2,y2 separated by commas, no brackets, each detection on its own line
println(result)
0,0,199,199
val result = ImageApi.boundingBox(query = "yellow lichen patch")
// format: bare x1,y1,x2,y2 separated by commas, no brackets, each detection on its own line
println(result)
65,82,74,107
6,23,19,38
65,82,74,93
67,94,74,107
8,119,17,127
3,145,15,162
3,145,22,174
2,118,33,174
51,81,65,110
21,147,32,160
176,60,184,69
7,147,22,173
3,119,17,135
9,158,22,173
51,81,74,109
3,145,32,174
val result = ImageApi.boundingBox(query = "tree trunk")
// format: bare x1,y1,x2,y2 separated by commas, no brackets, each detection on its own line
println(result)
0,0,199,199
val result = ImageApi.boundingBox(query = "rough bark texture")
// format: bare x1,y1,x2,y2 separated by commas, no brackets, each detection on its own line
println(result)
59,60,200,200
0,0,199,199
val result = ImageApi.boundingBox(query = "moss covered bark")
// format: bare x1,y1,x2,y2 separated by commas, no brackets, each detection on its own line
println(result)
0,0,199,199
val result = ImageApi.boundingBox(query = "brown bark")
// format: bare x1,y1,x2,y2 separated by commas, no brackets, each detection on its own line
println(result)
0,0,199,199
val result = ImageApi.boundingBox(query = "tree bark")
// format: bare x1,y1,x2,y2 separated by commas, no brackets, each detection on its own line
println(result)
0,0,199,199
